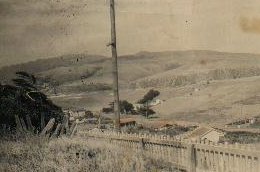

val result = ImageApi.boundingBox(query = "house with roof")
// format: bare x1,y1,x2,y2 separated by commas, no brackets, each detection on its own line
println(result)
120,118,137,127
184,126,225,143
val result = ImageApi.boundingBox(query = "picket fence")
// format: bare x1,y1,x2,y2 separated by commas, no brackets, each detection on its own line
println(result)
81,129,260,172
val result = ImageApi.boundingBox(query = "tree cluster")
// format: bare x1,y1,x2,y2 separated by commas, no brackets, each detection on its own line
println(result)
102,89,160,118
137,106,155,117
102,100,134,114
137,89,160,118
0,72,64,132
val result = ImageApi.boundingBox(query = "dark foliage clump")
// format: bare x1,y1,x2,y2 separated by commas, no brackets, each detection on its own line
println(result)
137,107,155,117
136,89,160,118
119,100,134,114
103,100,134,114
138,89,160,104
0,71,64,132
102,107,114,114
84,110,94,118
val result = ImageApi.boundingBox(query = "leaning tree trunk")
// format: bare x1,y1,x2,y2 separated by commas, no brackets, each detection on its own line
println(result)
109,0,120,130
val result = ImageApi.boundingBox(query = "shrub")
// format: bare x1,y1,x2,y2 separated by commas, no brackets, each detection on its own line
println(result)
137,106,155,118
84,111,94,118
102,107,113,114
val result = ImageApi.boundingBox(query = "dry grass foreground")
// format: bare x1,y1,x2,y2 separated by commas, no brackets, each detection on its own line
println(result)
0,134,182,172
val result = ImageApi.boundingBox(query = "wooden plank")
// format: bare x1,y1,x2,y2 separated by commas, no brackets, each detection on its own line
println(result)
60,115,69,135
60,124,65,135
63,115,69,132
40,112,45,131
40,118,55,137
70,123,78,137
20,117,27,132
59,115,69,136
69,122,76,135
25,115,34,131
15,115,23,132
51,123,62,138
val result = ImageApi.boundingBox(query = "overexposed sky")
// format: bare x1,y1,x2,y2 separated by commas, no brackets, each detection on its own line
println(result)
1,0,260,67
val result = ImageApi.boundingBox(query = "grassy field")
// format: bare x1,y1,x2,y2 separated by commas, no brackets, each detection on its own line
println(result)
0,134,182,172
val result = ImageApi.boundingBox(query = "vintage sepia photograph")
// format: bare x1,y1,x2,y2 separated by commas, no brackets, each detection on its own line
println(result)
0,0,260,171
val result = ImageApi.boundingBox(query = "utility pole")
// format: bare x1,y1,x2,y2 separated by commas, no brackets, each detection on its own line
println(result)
109,0,120,130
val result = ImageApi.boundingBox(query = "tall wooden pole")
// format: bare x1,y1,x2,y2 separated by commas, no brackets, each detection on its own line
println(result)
110,0,120,130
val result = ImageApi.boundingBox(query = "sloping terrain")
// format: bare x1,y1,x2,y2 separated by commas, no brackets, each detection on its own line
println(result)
1,50,260,124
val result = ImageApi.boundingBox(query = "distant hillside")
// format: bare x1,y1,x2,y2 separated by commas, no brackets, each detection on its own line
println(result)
2,50,260,124
1,50,260,95
0,54,108,82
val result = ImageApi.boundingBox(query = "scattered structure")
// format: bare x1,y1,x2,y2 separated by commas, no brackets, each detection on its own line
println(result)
64,108,94,123
149,121,175,131
76,118,98,124
64,108,87,117
226,117,257,126
184,126,225,143
133,103,143,111
74,108,87,117
120,118,136,127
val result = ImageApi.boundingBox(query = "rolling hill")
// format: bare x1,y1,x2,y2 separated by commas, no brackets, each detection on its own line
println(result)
1,50,260,125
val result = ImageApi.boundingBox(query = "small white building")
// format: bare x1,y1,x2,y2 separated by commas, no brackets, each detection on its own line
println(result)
149,99,162,106
185,126,225,143
133,104,144,111
249,118,256,124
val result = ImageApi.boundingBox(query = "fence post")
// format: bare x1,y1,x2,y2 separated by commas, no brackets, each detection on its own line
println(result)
140,138,145,149
187,143,196,172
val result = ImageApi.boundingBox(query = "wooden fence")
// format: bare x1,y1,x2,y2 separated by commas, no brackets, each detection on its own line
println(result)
13,115,77,138
82,129,260,172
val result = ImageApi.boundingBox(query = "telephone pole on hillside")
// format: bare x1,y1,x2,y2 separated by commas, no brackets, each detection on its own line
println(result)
109,0,120,130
